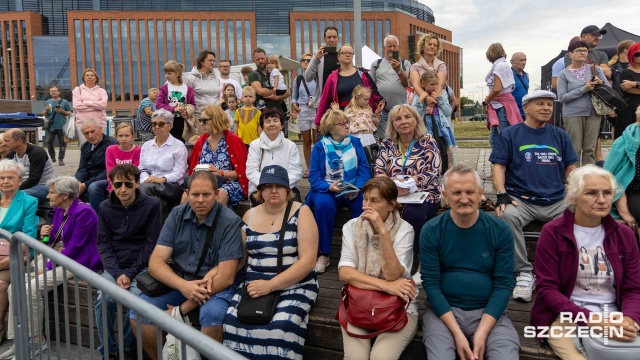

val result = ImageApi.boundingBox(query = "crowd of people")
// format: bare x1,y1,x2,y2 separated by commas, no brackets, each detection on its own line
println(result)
0,23,640,360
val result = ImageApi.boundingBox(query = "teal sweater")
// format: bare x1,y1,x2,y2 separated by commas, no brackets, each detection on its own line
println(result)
420,210,515,320
604,123,640,218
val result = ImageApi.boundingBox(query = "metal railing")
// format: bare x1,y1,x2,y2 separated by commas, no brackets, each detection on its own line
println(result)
3,229,245,360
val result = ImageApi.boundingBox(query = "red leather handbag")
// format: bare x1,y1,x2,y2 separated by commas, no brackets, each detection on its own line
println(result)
335,282,411,339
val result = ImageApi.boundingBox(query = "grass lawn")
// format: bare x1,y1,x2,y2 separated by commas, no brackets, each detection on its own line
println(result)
453,121,490,139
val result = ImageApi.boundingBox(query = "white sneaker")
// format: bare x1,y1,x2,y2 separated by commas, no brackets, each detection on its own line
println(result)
512,272,536,302
0,345,14,359
315,255,330,274
31,341,48,357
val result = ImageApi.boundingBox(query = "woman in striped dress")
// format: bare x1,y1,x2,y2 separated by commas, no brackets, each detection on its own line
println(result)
223,165,319,359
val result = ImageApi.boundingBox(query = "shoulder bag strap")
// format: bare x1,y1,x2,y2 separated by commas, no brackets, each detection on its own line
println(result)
258,148,264,171
301,77,311,97
194,205,223,277
276,201,294,274
50,214,71,248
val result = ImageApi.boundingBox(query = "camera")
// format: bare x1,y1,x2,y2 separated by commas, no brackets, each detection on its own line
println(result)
55,105,61,109
307,96,315,107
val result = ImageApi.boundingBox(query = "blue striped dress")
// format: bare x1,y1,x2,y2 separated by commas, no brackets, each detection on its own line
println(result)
223,205,319,359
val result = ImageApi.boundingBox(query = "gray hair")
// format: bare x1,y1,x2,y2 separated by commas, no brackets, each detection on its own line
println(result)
46,176,80,200
383,35,399,47
80,118,102,130
564,165,618,212
442,163,482,191
0,159,26,178
152,109,174,125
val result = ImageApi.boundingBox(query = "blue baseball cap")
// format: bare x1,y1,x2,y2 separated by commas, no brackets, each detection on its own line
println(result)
258,165,290,188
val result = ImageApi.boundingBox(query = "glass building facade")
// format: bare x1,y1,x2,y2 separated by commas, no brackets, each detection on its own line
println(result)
32,36,70,100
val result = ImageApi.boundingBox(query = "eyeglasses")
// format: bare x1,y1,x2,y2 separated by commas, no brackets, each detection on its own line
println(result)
300,59,311,63
339,52,354,56
573,49,588,54
198,117,211,124
150,122,167,128
113,181,135,189
583,189,614,200
334,121,350,128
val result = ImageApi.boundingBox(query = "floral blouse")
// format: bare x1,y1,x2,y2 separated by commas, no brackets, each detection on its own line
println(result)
375,134,441,203
345,107,380,135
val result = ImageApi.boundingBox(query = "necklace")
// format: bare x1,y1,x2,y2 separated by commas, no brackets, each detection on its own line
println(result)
264,203,286,225
0,199,11,207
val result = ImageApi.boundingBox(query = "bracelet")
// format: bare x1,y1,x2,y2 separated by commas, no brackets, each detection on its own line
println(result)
220,170,225,178
268,280,274,293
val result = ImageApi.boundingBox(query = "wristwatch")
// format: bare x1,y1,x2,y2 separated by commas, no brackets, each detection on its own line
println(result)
396,70,402,75
635,81,640,89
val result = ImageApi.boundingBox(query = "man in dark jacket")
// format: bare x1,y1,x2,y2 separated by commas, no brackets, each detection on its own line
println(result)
74,119,118,213
95,164,161,360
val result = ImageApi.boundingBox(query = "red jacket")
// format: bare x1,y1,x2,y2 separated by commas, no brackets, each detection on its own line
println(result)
314,68,383,126
188,131,249,196
530,209,640,331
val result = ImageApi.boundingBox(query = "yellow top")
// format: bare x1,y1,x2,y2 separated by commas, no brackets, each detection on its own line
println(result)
234,106,261,145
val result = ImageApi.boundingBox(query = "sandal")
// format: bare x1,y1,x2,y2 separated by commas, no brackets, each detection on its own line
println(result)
302,169,309,178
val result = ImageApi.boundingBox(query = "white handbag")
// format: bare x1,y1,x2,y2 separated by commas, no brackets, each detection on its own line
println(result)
161,307,201,360
577,334,640,359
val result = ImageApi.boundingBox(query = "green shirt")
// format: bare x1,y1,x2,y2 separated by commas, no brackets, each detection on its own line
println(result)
420,210,515,320
247,70,280,110
45,98,72,129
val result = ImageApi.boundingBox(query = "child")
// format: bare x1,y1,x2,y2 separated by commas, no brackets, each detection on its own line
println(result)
234,86,262,149
220,83,236,111
412,70,457,173
105,122,141,192
338,85,383,146
156,60,195,142
241,66,253,88
267,55,290,114
225,94,239,132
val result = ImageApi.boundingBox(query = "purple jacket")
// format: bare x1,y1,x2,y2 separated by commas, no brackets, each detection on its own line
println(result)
156,83,196,113
46,199,102,272
314,69,383,126
530,209,640,330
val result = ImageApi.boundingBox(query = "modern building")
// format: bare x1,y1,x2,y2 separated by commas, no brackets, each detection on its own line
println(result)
1,0,461,114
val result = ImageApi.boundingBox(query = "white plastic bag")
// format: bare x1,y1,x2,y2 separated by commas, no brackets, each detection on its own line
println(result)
162,307,201,360
63,112,77,140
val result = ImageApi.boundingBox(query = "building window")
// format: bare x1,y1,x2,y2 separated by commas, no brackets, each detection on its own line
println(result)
84,20,92,70
303,20,310,52
312,20,318,49
295,20,301,60
111,20,120,100
139,20,147,97
218,21,225,60
201,20,208,52
244,20,251,64
228,20,235,64
131,20,139,101
103,20,111,99
166,20,173,61
175,20,182,65
121,20,130,100
385,20,390,37
376,20,382,53
209,21,216,56
184,20,192,67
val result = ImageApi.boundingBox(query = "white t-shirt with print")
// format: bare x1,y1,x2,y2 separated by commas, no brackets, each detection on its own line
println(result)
570,224,617,313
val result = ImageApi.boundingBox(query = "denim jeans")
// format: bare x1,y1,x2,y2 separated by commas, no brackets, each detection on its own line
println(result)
88,180,109,215
94,270,142,356
23,184,50,204
488,107,510,147
377,109,390,140
47,128,66,162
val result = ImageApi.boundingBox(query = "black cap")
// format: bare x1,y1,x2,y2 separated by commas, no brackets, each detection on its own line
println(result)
581,25,607,36
258,165,290,188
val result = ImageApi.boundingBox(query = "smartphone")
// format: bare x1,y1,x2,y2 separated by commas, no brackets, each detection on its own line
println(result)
392,51,399,61
325,46,337,54
590,74,596,81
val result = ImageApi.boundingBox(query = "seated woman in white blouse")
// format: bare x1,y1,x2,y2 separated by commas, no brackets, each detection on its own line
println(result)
246,107,303,206
138,109,189,211
338,176,418,360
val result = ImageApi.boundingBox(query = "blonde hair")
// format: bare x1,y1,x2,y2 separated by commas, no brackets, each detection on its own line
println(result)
486,43,507,63
82,68,100,86
416,34,442,58
608,40,635,66
346,86,372,112
319,109,349,136
201,105,230,134
268,55,282,70
163,61,183,84
301,53,313,59
385,104,426,142
115,122,135,137
420,70,438,85
242,86,256,97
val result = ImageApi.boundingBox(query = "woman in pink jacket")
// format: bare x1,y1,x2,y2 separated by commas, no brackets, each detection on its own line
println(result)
72,68,108,145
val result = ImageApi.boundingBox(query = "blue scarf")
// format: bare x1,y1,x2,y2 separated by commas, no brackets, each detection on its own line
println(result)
321,135,357,185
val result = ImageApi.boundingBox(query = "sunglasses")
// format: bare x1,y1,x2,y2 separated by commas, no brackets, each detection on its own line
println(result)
300,59,311,63
151,122,167,128
634,53,640,58
199,117,211,124
113,181,135,189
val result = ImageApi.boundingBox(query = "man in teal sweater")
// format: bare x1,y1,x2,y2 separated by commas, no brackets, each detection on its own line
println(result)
420,163,519,359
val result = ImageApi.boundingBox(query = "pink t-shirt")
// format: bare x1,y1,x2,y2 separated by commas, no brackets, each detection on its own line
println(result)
105,144,142,192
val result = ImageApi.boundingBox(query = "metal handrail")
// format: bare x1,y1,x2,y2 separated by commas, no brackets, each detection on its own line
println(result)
6,229,245,360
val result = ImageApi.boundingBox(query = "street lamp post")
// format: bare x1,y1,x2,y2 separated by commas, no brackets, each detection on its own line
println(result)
476,85,485,114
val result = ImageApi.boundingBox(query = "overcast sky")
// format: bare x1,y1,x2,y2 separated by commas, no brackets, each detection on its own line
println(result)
426,0,640,102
